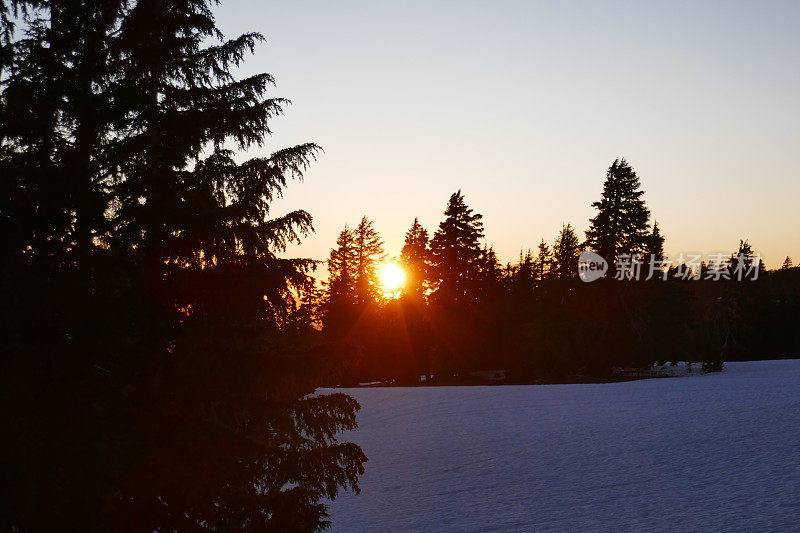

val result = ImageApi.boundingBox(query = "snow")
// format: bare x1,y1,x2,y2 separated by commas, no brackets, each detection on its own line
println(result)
324,360,800,532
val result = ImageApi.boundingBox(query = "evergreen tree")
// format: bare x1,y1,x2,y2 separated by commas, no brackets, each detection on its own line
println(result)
642,221,666,278
513,249,535,293
535,239,551,281
353,216,385,304
428,190,484,304
476,244,503,294
552,223,581,279
400,217,429,297
782,256,793,270
327,225,357,304
2,2,366,530
585,159,651,262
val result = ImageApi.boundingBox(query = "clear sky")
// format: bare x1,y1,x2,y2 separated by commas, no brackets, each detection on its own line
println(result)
213,1,799,271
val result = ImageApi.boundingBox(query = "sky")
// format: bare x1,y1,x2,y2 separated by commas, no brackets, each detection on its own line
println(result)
213,1,800,273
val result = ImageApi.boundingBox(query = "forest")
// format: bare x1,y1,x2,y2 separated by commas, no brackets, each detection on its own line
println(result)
305,160,800,387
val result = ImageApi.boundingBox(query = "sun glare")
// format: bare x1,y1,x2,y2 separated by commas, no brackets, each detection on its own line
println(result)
378,262,406,295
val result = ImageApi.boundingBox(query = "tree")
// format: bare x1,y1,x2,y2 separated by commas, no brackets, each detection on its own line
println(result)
585,159,651,263
353,216,385,304
428,190,484,304
2,1,365,530
327,225,357,304
535,239,551,281
552,223,581,279
400,217,429,297
782,256,793,270
512,249,535,294
642,221,666,278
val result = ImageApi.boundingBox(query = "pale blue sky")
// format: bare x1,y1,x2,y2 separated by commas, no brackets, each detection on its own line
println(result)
214,1,800,269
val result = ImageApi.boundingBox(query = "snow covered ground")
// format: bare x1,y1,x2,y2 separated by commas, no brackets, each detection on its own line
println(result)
324,360,800,532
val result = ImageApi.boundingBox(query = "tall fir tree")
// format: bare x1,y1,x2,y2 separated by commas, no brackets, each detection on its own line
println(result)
2,1,366,530
585,158,651,262
535,239,551,281
327,225,357,304
428,190,484,304
353,216,385,304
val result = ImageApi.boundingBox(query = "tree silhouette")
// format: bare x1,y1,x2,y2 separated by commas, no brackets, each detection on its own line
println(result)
552,223,581,279
328,225,358,304
642,221,666,277
353,216,386,304
401,217,430,297
586,159,651,263
535,239,552,281
428,190,485,304
2,2,365,530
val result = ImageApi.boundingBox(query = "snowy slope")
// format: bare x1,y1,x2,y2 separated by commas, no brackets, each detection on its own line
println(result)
324,360,800,532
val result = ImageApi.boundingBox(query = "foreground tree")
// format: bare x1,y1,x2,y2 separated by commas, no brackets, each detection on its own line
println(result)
2,1,365,530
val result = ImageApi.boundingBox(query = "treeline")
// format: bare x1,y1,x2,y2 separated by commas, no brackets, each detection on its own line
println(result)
1,1,364,530
297,160,800,385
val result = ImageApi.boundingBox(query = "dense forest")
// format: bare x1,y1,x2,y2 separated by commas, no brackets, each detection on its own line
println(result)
306,160,800,386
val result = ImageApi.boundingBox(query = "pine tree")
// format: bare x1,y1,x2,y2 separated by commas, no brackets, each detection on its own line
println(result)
400,217,429,297
552,223,581,279
535,239,551,281
642,221,666,278
477,244,503,294
2,2,366,530
327,225,357,304
513,249,535,293
782,256,793,270
353,216,385,304
428,190,484,304
585,159,651,262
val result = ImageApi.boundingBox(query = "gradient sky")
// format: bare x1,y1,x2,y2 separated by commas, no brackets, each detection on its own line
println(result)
213,1,799,272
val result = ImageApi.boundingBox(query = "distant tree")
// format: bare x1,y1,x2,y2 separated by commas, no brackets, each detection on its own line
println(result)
476,244,503,295
428,190,485,304
400,217,429,297
353,216,386,304
294,278,325,331
782,256,794,270
535,239,551,281
513,249,535,292
731,239,762,274
552,224,581,279
585,159,651,263
642,221,666,278
327,225,358,304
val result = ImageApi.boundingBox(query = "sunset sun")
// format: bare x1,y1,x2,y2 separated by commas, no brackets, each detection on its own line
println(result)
378,262,406,295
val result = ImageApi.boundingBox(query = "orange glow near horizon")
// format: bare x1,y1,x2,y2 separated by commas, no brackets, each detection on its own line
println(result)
378,262,406,297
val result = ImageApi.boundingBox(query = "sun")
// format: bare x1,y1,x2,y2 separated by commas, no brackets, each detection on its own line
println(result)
378,262,406,296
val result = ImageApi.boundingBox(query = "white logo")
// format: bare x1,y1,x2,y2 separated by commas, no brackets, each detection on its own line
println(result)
578,251,607,282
